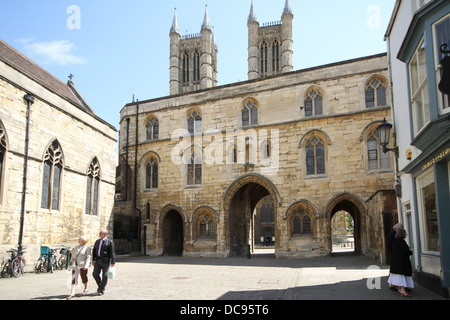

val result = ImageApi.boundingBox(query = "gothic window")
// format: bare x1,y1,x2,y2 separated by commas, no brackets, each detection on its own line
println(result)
262,140,271,159
292,209,312,235
146,117,159,140
230,145,237,164
199,214,215,237
305,90,323,117
242,101,258,127
365,79,387,108
367,129,390,170
145,157,159,189
188,111,202,134
0,124,7,200
193,51,200,84
260,40,268,76
41,140,64,210
86,157,100,216
272,39,280,72
260,196,274,223
187,152,202,186
182,51,190,85
306,137,325,176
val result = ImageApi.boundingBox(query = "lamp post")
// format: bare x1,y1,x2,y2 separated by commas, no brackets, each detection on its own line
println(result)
376,118,398,155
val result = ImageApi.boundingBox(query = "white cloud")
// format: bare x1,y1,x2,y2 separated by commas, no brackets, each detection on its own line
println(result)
19,38,86,66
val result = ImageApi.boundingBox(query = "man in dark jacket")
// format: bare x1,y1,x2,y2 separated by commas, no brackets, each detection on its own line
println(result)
92,229,116,295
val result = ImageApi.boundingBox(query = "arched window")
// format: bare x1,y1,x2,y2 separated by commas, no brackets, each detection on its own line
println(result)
367,129,391,170
365,78,387,108
260,40,268,76
41,140,64,210
272,39,280,72
146,117,159,140
188,111,202,134
193,51,200,84
187,152,202,186
145,157,159,189
306,137,325,176
292,209,312,235
199,214,215,237
242,100,258,127
0,123,7,199
86,157,100,215
182,51,190,85
305,90,323,117
146,202,151,219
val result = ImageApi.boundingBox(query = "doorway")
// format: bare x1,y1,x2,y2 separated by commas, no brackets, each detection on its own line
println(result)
331,210,355,253
224,174,280,258
162,210,184,256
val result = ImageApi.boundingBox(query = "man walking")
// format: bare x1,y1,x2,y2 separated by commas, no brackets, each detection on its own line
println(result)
92,229,116,295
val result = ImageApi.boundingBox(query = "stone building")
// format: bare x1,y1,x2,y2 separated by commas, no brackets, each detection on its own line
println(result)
0,39,117,261
115,1,397,260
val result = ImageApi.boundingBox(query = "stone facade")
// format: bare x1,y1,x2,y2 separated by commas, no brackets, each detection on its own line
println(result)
0,40,117,261
114,2,397,260
116,52,396,259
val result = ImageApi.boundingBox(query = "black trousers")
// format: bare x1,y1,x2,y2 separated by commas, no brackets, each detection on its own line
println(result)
92,259,110,291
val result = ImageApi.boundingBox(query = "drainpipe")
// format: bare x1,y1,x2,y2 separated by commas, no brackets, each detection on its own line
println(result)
135,100,142,253
18,94,34,252
125,118,130,201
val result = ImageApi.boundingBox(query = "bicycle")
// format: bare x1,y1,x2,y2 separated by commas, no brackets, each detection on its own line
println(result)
1,248,26,278
35,246,56,273
57,246,70,270
11,248,26,277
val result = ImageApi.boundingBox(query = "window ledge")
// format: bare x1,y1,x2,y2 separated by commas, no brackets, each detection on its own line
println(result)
411,115,450,151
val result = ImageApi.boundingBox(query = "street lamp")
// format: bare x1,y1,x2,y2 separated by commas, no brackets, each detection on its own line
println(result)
376,118,398,155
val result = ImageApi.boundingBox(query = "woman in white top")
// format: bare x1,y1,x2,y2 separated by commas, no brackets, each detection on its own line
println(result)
67,236,92,299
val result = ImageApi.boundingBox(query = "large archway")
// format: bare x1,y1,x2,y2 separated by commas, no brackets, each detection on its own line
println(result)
162,210,184,256
325,193,366,255
223,174,281,257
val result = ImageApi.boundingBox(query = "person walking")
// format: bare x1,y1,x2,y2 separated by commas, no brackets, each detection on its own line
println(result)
386,223,403,265
387,229,414,298
67,236,92,300
92,229,116,295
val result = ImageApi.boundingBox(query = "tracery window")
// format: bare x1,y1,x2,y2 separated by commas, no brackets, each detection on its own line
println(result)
187,152,202,186
188,111,202,134
305,90,323,117
146,117,159,140
0,124,7,200
145,157,159,189
193,51,200,84
367,129,391,170
306,136,325,176
41,140,64,210
182,51,190,85
242,101,258,127
260,40,268,76
272,39,280,72
199,214,215,238
85,157,100,215
365,78,387,108
292,209,312,235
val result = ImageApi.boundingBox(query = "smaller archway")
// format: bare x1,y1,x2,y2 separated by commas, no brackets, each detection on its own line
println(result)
331,211,355,253
162,210,184,256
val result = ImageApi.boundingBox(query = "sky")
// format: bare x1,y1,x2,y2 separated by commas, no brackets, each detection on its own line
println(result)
0,0,396,129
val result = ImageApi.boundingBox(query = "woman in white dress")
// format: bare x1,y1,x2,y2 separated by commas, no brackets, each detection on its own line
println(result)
387,229,414,297
67,236,92,299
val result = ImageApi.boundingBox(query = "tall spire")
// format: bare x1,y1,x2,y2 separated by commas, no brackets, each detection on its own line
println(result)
170,8,180,35
283,0,293,16
248,0,257,22
201,5,212,31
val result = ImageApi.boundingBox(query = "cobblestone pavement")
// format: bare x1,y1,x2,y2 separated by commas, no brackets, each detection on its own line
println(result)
0,252,445,302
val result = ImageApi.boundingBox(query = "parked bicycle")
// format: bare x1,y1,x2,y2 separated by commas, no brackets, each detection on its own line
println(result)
57,246,70,270
35,246,57,273
1,248,26,278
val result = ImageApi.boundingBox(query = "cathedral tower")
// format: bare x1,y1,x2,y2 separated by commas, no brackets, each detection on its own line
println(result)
169,6,218,96
248,0,293,80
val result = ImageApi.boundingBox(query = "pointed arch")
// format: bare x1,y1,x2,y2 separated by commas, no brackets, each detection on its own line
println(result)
85,157,101,216
41,139,64,211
